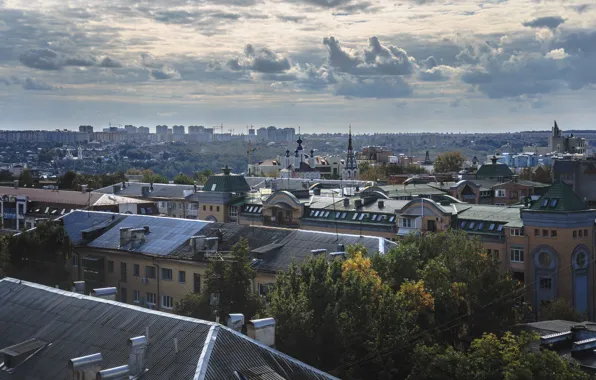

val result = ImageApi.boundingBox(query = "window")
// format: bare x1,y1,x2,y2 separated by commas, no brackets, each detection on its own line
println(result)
579,230,583,238
510,248,524,263
469,222,475,229
541,198,549,208
352,213,358,220
460,221,467,228
314,211,320,217
72,254,79,267
179,271,186,283
539,278,552,289
538,251,552,268
510,228,521,236
509,191,518,200
209,206,213,211
107,261,114,273
542,229,548,238
161,268,173,281
145,266,156,279
371,214,377,221
216,206,220,212
400,218,412,228
340,212,347,219
476,222,484,230
162,295,174,309
133,290,140,303
496,189,505,197
389,216,395,223
534,229,539,237
203,205,206,211
120,262,127,283
229,206,238,217
585,229,589,238
358,213,366,221
494,249,499,259
120,288,127,303
573,230,577,239
258,283,274,297
489,223,495,231
324,211,330,218
133,264,140,277
550,199,558,208
146,292,157,305
551,230,557,238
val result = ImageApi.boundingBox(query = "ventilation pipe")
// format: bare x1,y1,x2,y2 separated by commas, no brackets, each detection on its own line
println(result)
96,365,130,380
128,336,148,377
247,318,276,348
227,314,245,332
68,353,103,380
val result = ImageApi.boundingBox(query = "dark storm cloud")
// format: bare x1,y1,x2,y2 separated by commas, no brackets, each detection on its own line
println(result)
522,16,565,30
323,36,416,76
226,44,291,73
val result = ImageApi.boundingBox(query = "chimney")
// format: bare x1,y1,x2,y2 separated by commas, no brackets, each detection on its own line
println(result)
337,243,345,252
68,353,103,380
227,313,245,332
91,287,117,301
355,199,363,209
81,184,88,194
113,185,120,194
122,181,126,189
96,365,130,380
120,227,132,246
13,179,18,189
343,198,349,207
129,228,146,249
378,200,384,208
128,336,148,377
247,318,276,348
143,226,150,234
141,186,149,196
313,187,321,196
73,281,86,295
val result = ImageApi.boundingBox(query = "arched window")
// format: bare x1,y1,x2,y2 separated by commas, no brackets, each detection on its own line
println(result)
572,246,590,316
533,246,557,314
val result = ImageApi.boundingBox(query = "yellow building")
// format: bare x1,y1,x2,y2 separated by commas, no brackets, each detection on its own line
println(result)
64,210,395,313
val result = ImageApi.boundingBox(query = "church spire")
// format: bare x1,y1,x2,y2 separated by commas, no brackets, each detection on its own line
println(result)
348,124,353,151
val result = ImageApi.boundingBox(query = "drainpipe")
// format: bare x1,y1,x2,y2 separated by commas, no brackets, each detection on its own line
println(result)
152,257,160,311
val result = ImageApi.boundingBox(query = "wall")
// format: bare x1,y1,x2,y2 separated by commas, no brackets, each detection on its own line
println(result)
198,203,227,222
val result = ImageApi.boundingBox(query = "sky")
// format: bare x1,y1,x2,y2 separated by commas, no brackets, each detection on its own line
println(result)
0,0,595,133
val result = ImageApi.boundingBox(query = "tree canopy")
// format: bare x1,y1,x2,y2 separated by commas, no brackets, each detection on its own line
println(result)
173,173,194,185
18,169,34,187
141,169,169,184
434,151,466,173
174,238,262,322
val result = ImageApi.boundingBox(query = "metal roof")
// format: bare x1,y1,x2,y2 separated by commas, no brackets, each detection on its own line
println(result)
529,181,587,212
95,183,196,199
455,204,522,225
0,186,102,206
0,278,337,380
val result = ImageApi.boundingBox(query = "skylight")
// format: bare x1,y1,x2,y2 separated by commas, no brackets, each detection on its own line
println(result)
460,221,466,228
541,198,549,208
389,216,395,222
352,213,358,220
550,199,558,208
477,222,484,230
469,222,475,229
340,212,347,219
489,223,495,231
497,224,504,231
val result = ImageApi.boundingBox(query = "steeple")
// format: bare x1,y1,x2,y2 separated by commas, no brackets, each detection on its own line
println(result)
342,125,359,180
348,124,353,151
296,135,303,151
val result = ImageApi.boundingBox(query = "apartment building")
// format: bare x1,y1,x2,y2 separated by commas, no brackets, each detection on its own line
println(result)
63,211,394,313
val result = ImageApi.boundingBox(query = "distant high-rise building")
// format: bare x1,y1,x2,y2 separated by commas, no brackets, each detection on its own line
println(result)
156,125,168,135
257,127,268,141
173,125,185,135
124,125,138,134
137,126,150,134
79,125,94,134
188,125,204,134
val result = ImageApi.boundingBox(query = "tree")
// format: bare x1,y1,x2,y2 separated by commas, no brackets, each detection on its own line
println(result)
18,169,34,187
141,169,169,184
539,297,583,322
174,238,262,322
434,151,466,173
174,173,194,185
408,332,588,380
59,170,77,189
3,221,73,288
194,169,213,185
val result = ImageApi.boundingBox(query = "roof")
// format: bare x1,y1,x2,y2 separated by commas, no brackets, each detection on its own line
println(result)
92,194,155,207
0,186,102,206
203,171,251,193
475,162,514,178
95,183,196,199
529,181,587,212
552,159,576,173
0,278,337,380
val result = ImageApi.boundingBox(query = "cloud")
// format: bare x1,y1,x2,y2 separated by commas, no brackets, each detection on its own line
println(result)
418,65,456,81
334,75,413,98
277,15,307,23
19,48,62,70
149,66,181,80
522,16,565,30
99,57,123,68
227,44,291,73
21,77,56,90
545,48,568,60
290,0,371,11
324,36,416,76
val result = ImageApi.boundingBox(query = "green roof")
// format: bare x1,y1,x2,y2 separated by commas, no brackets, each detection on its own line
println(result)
203,166,251,193
529,181,587,212
475,163,513,179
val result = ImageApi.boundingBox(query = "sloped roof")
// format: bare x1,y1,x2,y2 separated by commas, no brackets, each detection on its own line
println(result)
475,163,513,178
94,182,196,199
529,181,587,212
0,278,337,380
92,193,155,206
203,173,250,193
0,186,102,206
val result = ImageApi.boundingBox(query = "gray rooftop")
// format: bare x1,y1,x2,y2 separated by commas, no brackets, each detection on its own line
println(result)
0,278,336,380
95,182,196,199
455,204,523,226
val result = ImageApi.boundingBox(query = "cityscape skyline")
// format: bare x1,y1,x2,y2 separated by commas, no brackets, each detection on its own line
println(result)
1,0,595,131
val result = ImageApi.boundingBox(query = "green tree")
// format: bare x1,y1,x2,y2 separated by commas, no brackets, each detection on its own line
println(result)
408,332,588,380
59,170,77,189
3,221,73,287
194,169,213,185
174,173,194,185
18,169,34,187
539,297,583,322
434,151,466,173
141,169,169,184
174,238,262,322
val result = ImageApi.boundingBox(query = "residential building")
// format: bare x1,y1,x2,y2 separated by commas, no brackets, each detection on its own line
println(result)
124,125,138,134
62,210,394,311
78,125,94,134
155,125,168,135
553,158,596,207
172,125,185,135
194,165,250,222
137,126,150,134
0,277,338,380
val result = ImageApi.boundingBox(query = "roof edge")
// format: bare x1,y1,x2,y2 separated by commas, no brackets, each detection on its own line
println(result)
195,324,219,380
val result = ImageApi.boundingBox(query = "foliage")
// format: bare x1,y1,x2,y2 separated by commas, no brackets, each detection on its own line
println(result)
174,238,262,322
539,297,583,322
194,169,213,185
386,164,428,176
434,151,466,173
408,332,588,380
173,173,195,185
0,170,14,182
141,169,169,184
519,165,552,184
18,169,34,187
359,162,388,181
2,221,73,287
268,231,524,379
58,170,126,191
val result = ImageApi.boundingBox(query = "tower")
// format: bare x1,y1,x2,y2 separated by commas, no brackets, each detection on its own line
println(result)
342,125,359,180
296,135,304,165
77,146,83,160
284,149,292,169
309,149,315,168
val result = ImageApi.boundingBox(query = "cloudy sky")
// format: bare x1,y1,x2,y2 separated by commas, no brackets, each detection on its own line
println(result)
0,0,595,133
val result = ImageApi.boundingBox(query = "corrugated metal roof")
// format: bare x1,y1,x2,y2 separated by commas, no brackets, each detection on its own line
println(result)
0,278,337,380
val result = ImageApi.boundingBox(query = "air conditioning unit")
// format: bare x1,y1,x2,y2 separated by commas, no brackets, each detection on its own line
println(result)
141,277,149,284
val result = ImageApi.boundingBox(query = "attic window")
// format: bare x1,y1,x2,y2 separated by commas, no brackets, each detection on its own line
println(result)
489,223,495,231
313,211,320,217
389,216,395,223
340,212,347,219
323,211,330,217
477,222,484,230
469,222,475,229
497,224,504,231
541,198,549,208
550,199,558,208
371,214,377,221
211,184,217,191
352,213,358,220
460,221,466,228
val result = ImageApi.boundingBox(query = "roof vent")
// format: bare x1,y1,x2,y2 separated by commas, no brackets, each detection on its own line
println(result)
313,187,321,196
355,199,363,209
143,226,150,234
378,200,384,208
227,314,245,332
73,281,86,295
91,287,117,301
128,336,148,377
112,185,120,194
81,184,88,194
343,198,349,207
120,227,132,246
247,318,276,348
96,365,130,380
67,353,103,380
13,180,18,189
0,338,48,372
141,186,150,196
337,243,345,252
